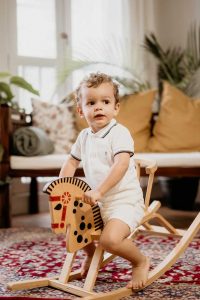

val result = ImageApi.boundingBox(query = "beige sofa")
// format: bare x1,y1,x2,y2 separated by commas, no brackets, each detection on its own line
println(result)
0,82,200,227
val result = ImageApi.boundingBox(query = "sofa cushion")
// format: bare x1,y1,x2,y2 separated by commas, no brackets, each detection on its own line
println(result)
10,152,200,170
148,82,200,152
75,90,156,152
32,98,76,154
116,90,156,152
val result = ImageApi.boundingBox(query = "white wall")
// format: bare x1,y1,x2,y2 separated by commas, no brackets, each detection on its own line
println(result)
0,0,17,72
153,0,200,49
132,0,200,86
0,0,9,70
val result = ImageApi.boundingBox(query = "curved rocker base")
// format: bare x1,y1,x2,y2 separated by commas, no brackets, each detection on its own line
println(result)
8,212,200,299
82,212,200,300
7,162,200,300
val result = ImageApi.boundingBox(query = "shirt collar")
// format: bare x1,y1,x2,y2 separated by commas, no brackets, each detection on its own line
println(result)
87,119,117,138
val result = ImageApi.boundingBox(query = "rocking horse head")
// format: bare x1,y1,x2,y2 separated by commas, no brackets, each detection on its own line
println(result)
43,177,103,252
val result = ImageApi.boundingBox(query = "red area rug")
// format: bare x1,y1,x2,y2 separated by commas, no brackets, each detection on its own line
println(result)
0,227,199,299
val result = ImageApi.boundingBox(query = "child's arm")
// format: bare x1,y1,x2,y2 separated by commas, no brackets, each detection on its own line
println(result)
83,152,130,205
59,155,80,177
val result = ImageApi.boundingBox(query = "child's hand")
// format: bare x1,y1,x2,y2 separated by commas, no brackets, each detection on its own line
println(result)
83,190,102,206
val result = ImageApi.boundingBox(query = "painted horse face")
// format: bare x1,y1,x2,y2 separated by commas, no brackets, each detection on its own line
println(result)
49,190,72,233
43,177,91,234
43,177,103,252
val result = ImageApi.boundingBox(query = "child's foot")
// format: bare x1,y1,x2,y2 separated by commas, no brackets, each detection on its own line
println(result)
126,256,150,290
80,255,93,276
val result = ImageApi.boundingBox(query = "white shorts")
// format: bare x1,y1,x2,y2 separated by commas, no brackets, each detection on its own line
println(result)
99,202,145,232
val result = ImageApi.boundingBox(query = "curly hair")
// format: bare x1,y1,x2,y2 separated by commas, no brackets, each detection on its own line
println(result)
75,72,119,104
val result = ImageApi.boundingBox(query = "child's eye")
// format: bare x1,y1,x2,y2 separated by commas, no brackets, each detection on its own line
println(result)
103,99,110,104
87,101,95,105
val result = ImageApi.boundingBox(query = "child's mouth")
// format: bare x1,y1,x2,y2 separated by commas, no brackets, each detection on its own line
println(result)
94,114,105,118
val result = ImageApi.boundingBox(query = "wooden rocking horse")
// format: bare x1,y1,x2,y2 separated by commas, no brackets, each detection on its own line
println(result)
8,158,200,299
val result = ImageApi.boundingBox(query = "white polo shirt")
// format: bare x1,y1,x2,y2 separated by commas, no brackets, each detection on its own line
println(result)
71,119,143,206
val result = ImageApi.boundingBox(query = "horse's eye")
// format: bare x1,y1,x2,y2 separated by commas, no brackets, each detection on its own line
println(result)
54,203,62,210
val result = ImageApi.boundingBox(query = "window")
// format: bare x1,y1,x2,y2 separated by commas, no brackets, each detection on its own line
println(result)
70,0,134,91
17,0,57,58
16,0,60,112
0,0,133,111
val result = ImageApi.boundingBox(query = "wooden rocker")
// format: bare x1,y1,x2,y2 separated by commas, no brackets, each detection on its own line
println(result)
8,158,200,299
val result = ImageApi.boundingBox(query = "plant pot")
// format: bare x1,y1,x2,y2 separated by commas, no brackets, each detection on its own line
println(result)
159,177,199,211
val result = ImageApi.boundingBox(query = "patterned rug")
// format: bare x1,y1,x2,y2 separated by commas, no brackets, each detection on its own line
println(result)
0,227,199,299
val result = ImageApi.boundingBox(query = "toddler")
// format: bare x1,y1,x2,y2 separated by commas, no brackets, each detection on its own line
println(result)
59,72,150,290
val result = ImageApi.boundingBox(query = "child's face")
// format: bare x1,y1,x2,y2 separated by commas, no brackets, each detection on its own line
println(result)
77,82,120,133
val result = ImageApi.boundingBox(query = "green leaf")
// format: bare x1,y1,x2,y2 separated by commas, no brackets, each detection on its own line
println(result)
0,72,11,79
56,39,150,95
185,23,200,71
10,76,39,96
0,82,14,101
0,175,11,185
58,59,90,84
144,33,185,84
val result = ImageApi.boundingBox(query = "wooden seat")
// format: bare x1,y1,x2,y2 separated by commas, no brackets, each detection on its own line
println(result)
7,158,200,299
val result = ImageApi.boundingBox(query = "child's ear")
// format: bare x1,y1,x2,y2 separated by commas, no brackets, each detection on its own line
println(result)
114,102,120,117
77,106,84,118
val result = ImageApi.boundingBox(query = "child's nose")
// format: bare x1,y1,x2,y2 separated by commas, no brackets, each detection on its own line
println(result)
95,104,103,111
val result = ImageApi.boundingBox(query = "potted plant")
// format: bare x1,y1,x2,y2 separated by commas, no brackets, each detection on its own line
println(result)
143,24,200,210
0,71,39,177
143,23,200,99
0,71,39,107
55,43,151,100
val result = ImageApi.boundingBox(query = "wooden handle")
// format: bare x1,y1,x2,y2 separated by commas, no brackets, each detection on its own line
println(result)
75,195,83,201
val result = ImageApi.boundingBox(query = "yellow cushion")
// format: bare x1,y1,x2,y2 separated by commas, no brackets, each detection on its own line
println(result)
148,82,200,152
116,90,156,152
75,90,156,152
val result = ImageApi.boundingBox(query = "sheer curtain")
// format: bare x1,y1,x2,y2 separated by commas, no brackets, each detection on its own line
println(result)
129,0,157,85
69,0,158,90
71,0,131,63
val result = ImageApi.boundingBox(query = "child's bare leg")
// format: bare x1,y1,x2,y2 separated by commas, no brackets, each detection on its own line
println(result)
100,219,150,290
81,242,96,276
127,256,150,289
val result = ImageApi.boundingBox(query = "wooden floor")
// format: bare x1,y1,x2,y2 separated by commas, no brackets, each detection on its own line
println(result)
12,205,199,229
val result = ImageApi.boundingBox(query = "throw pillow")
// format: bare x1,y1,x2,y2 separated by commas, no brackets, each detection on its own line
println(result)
147,82,200,152
32,99,76,154
116,90,156,152
74,89,156,153
12,126,54,156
